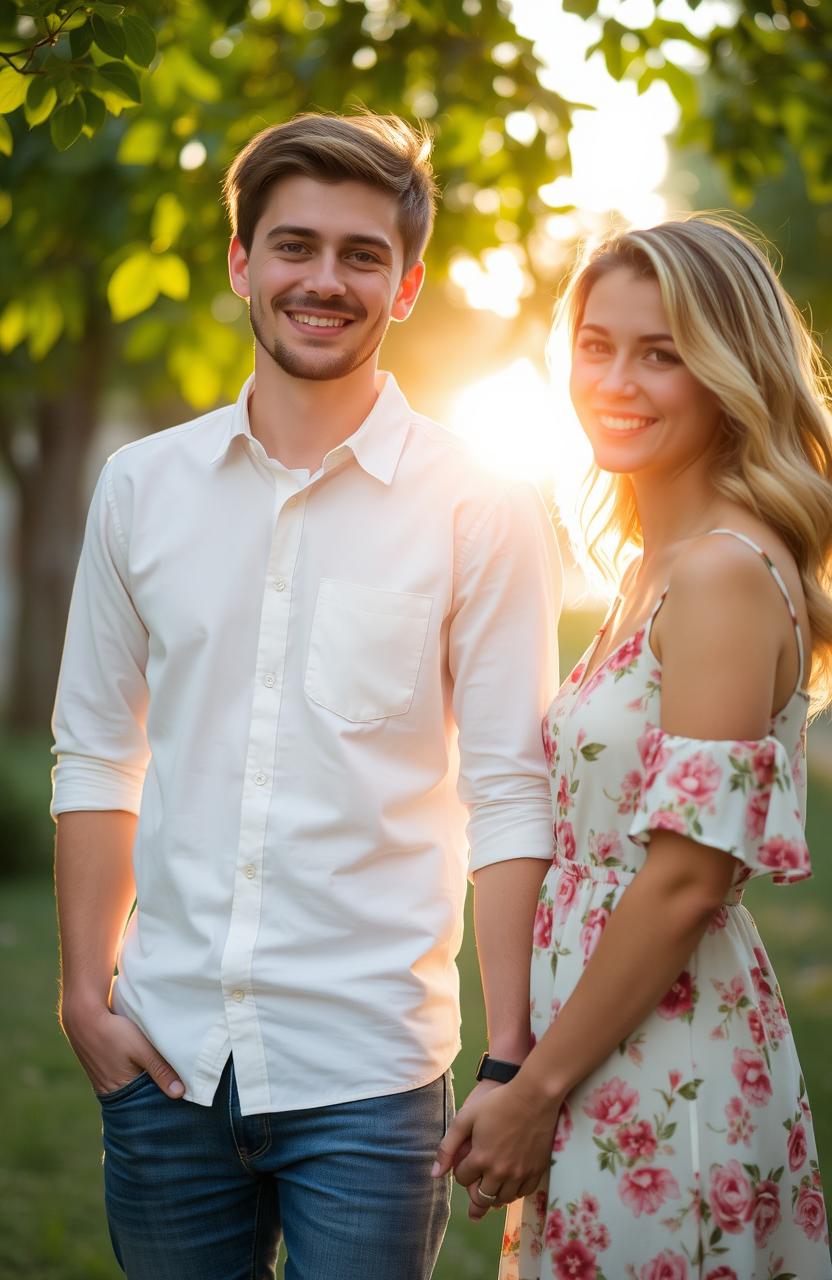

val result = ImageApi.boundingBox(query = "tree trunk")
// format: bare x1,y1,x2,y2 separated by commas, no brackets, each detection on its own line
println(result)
4,330,104,730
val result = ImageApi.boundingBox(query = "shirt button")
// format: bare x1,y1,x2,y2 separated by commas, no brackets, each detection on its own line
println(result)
244,864,256,879
232,989,245,1002
263,673,276,688
274,578,286,592
254,771,267,786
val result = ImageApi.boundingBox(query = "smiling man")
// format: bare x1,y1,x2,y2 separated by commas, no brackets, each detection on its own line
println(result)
51,113,561,1280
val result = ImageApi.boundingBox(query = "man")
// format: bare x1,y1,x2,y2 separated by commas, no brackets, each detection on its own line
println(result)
52,112,561,1280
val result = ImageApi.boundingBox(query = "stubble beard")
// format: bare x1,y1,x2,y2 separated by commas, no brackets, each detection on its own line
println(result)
249,297,387,382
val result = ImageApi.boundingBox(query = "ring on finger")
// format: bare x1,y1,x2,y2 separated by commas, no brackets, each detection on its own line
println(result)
476,1180,500,1206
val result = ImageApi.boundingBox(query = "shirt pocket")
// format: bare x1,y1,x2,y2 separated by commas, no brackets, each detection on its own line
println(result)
305,579,432,722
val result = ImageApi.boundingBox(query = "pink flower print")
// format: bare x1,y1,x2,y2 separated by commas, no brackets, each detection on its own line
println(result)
579,906,610,962
788,1120,808,1172
639,1250,688,1280
617,769,643,814
747,1008,766,1047
608,629,643,670
618,1119,658,1163
544,1206,567,1249
731,1048,773,1107
637,727,670,788
570,662,586,685
583,1076,639,1133
649,810,688,834
752,1178,781,1248
618,1166,680,1217
557,774,572,812
542,718,557,768
758,837,808,872
553,1100,572,1152
793,1183,827,1242
666,751,722,806
657,970,695,1020
533,901,553,949
554,873,578,921
724,1096,755,1147
668,1070,681,1091
707,906,728,933
556,820,577,861
704,1270,738,1280
745,790,770,838
579,1191,600,1217
591,830,622,864
751,739,776,787
708,1160,753,1234
584,1221,609,1252
552,1239,598,1280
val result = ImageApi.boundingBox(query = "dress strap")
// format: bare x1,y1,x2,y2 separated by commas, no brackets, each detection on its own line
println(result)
705,527,805,687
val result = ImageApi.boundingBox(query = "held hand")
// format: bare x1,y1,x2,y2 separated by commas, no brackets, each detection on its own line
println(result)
433,1079,502,1220
61,1003,185,1099
433,1075,561,1218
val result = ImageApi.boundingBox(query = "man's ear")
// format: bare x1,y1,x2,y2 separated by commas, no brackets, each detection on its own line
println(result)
228,236,251,299
391,260,425,322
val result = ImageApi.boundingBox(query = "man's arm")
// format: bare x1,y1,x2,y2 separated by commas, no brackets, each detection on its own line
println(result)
52,463,180,1096
56,811,183,1097
446,480,561,1200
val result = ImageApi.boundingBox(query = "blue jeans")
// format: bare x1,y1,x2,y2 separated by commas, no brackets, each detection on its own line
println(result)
99,1057,453,1280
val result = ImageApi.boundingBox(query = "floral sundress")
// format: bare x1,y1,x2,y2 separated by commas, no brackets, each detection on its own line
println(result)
500,530,830,1280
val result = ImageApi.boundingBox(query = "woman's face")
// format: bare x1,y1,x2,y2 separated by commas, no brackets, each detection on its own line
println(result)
569,266,722,479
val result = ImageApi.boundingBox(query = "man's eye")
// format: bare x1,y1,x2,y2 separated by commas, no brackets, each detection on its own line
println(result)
278,242,307,254
350,251,379,264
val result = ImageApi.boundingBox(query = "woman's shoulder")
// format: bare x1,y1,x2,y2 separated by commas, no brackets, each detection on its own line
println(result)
668,518,805,619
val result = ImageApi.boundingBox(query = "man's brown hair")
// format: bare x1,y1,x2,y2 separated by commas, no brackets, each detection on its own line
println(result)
223,112,437,271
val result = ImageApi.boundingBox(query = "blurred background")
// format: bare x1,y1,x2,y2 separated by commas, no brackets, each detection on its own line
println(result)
0,0,830,1274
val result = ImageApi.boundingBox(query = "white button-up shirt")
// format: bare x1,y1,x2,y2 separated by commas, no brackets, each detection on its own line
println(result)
52,373,561,1115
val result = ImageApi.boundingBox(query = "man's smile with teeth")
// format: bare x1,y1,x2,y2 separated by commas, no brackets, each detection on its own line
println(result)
287,312,350,328
598,413,658,431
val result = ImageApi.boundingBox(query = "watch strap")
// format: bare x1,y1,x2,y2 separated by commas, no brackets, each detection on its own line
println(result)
476,1052,521,1084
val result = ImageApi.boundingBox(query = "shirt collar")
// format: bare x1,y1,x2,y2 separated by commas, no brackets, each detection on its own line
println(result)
208,372,412,486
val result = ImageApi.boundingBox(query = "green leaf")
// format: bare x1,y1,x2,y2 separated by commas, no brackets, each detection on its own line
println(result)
81,91,106,132
97,61,141,104
0,190,10,227
69,22,94,58
117,117,163,163
151,192,187,250
122,13,157,67
49,96,86,151
154,253,190,300
562,0,598,16
0,67,29,114
580,742,606,762
0,300,27,353
0,115,12,156
24,75,57,127
107,250,160,320
91,14,127,59
27,294,64,359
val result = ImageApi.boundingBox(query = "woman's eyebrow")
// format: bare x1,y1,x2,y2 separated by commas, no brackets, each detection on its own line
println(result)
578,322,675,342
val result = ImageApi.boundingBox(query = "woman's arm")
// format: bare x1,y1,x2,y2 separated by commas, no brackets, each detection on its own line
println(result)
433,535,798,1212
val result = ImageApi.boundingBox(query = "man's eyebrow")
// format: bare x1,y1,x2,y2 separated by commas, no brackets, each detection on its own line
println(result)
578,323,675,342
265,225,393,253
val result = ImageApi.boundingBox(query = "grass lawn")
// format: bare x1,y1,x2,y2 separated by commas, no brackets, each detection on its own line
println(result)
1,610,830,1277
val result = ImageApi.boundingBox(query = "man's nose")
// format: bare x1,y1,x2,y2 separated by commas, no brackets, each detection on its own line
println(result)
302,252,347,299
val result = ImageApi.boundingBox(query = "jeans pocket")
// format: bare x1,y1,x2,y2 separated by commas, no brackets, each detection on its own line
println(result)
96,1070,154,1104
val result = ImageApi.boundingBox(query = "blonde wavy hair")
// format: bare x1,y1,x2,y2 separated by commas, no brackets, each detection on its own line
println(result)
559,215,832,712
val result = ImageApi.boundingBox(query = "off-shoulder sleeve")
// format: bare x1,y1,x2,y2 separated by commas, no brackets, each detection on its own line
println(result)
627,729,810,884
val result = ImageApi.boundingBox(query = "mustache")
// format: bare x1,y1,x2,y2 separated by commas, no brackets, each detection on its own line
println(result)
275,295,365,321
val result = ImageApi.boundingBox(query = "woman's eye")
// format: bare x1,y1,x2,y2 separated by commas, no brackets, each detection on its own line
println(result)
645,347,680,365
578,340,609,356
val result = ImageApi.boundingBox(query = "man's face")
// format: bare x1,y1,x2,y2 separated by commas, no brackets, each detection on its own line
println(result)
228,174,424,382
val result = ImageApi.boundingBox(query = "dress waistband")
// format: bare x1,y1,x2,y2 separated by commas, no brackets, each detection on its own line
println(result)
552,852,745,906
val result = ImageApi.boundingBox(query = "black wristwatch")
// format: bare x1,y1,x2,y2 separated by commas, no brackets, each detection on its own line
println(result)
476,1052,521,1084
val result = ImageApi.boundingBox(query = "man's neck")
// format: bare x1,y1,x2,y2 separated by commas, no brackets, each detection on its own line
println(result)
247,352,381,472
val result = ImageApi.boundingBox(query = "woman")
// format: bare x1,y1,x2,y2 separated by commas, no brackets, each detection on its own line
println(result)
433,217,832,1278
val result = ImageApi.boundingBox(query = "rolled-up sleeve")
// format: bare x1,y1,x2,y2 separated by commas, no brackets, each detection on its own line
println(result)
450,481,561,873
51,460,150,818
